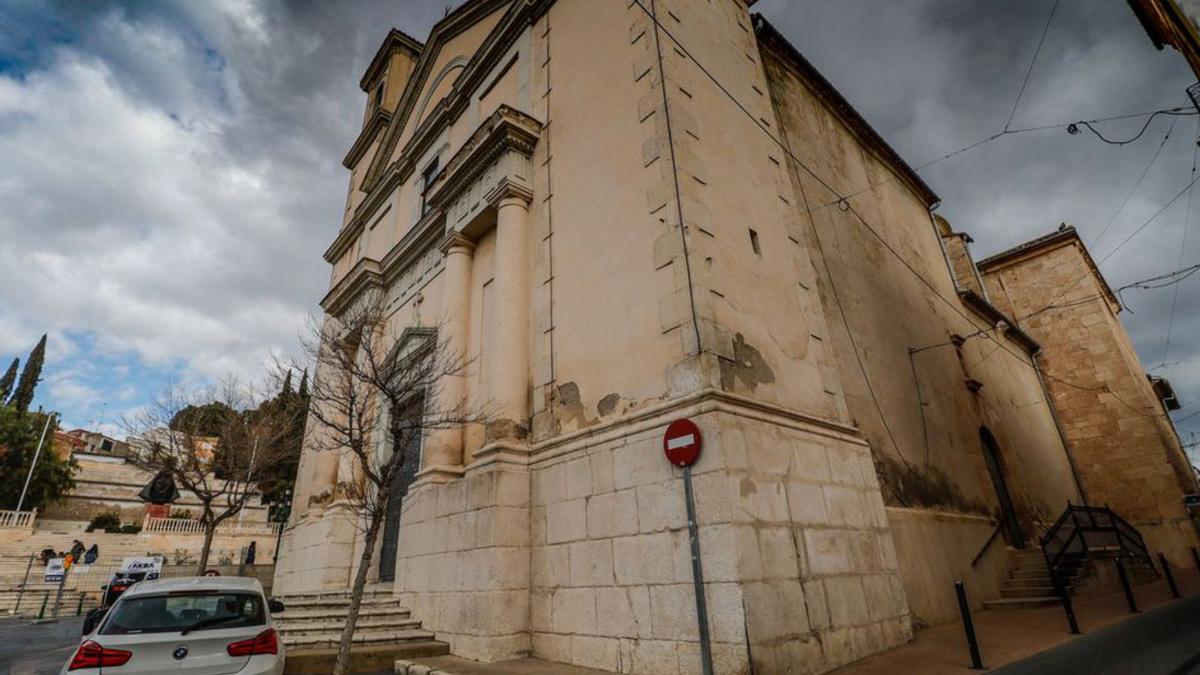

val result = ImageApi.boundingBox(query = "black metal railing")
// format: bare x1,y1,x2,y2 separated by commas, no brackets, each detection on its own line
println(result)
1040,503,1153,575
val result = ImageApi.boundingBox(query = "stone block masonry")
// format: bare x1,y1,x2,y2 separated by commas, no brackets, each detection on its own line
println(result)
393,392,910,674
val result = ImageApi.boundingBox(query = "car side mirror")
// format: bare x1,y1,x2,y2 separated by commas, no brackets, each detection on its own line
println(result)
82,607,107,635
268,599,285,614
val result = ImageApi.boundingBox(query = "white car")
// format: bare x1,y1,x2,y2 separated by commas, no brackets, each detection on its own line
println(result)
63,576,286,674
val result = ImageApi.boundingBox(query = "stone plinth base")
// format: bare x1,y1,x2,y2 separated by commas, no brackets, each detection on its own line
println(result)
395,465,532,662
272,502,358,595
392,391,911,674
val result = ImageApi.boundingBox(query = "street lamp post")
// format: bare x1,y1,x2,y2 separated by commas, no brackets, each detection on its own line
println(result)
16,412,55,513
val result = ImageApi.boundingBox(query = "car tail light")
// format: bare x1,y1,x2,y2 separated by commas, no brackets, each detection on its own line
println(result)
68,640,132,670
227,628,279,657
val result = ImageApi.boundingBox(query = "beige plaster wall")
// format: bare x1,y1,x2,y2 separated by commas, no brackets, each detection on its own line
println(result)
884,507,1008,627
760,39,1080,535
526,0,683,442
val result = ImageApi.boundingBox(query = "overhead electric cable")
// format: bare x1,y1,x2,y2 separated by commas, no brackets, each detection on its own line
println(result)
823,106,1195,210
1004,0,1063,132
1091,114,1181,250
630,2,1163,421
1160,118,1200,366
1067,109,1198,145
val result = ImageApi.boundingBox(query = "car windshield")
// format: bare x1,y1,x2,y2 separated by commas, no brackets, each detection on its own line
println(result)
100,592,264,635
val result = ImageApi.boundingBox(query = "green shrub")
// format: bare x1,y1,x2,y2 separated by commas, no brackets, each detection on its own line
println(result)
118,524,142,534
86,511,121,533
169,509,193,520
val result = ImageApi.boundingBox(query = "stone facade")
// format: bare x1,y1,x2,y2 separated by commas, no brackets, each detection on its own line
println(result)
274,0,1200,672
979,228,1200,566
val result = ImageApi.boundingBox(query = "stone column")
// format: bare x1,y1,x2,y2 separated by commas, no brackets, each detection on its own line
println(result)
419,233,475,479
489,190,532,438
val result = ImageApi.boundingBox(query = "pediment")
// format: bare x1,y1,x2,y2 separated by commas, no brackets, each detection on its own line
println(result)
360,0,534,194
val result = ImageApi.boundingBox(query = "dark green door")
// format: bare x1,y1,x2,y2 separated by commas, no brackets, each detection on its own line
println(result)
980,427,1026,549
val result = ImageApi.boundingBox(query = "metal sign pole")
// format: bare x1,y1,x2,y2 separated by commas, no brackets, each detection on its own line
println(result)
51,565,67,619
16,413,54,512
12,553,34,615
682,466,714,675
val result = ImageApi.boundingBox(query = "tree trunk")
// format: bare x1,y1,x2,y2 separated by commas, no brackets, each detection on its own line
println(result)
332,498,388,675
196,507,216,575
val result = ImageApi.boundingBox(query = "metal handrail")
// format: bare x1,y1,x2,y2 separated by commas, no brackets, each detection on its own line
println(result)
971,522,1004,568
1040,503,1153,573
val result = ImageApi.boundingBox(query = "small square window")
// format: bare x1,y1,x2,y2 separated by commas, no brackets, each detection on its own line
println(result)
420,157,440,216
748,229,762,256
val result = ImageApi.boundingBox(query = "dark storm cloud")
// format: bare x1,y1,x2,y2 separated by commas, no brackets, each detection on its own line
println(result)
1,0,1197,453
758,0,1200,451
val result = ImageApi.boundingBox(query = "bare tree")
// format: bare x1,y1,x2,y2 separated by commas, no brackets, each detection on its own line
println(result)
295,293,485,675
125,375,300,574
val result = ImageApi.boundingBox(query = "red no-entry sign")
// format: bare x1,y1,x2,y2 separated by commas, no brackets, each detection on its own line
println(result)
663,418,702,467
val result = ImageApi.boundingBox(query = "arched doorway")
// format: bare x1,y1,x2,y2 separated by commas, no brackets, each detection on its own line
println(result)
980,427,1026,549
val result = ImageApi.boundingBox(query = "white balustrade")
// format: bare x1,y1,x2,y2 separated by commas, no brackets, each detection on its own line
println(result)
140,516,279,537
0,509,36,529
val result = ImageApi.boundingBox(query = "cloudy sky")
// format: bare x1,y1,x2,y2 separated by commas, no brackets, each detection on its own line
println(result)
0,0,1197,459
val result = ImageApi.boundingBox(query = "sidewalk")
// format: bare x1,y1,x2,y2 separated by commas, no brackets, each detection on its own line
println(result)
395,656,613,675
833,567,1200,674
394,568,1199,675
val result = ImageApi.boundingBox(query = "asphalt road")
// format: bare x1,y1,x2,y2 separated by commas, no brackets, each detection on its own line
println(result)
0,615,83,675
1,596,1198,675
994,593,1200,675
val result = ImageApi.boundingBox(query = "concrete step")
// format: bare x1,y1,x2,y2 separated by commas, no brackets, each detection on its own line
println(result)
982,596,1061,610
281,628,437,648
276,597,397,612
275,606,413,624
278,589,393,602
283,642,450,675
1001,585,1060,598
278,617,422,636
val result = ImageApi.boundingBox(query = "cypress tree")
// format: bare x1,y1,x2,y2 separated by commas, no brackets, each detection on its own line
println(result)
11,334,46,413
281,370,293,396
0,358,17,404
298,368,309,399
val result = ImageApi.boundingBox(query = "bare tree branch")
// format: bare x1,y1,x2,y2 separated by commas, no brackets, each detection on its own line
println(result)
287,293,491,675
123,375,303,574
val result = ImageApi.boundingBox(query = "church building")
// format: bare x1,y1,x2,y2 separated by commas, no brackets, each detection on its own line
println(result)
274,1,1200,672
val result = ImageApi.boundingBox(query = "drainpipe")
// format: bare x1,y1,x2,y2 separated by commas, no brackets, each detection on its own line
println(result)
1032,352,1089,506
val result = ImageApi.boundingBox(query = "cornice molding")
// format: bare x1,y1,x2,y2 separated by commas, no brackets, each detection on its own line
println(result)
343,107,393,170
957,289,1041,355
427,105,541,211
320,257,383,316
439,231,477,254
324,167,404,264
360,29,424,92
485,178,535,207
378,210,444,286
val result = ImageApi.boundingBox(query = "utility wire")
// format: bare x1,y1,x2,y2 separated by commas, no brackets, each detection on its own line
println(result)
912,261,1200,353
1005,0,1063,132
631,2,1161,421
1068,109,1197,145
821,107,1196,211
1160,118,1200,366
1032,165,1200,320
1091,114,1181,250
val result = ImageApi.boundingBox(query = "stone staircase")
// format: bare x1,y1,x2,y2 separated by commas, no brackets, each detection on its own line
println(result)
983,548,1075,609
274,588,448,671
983,547,1157,610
